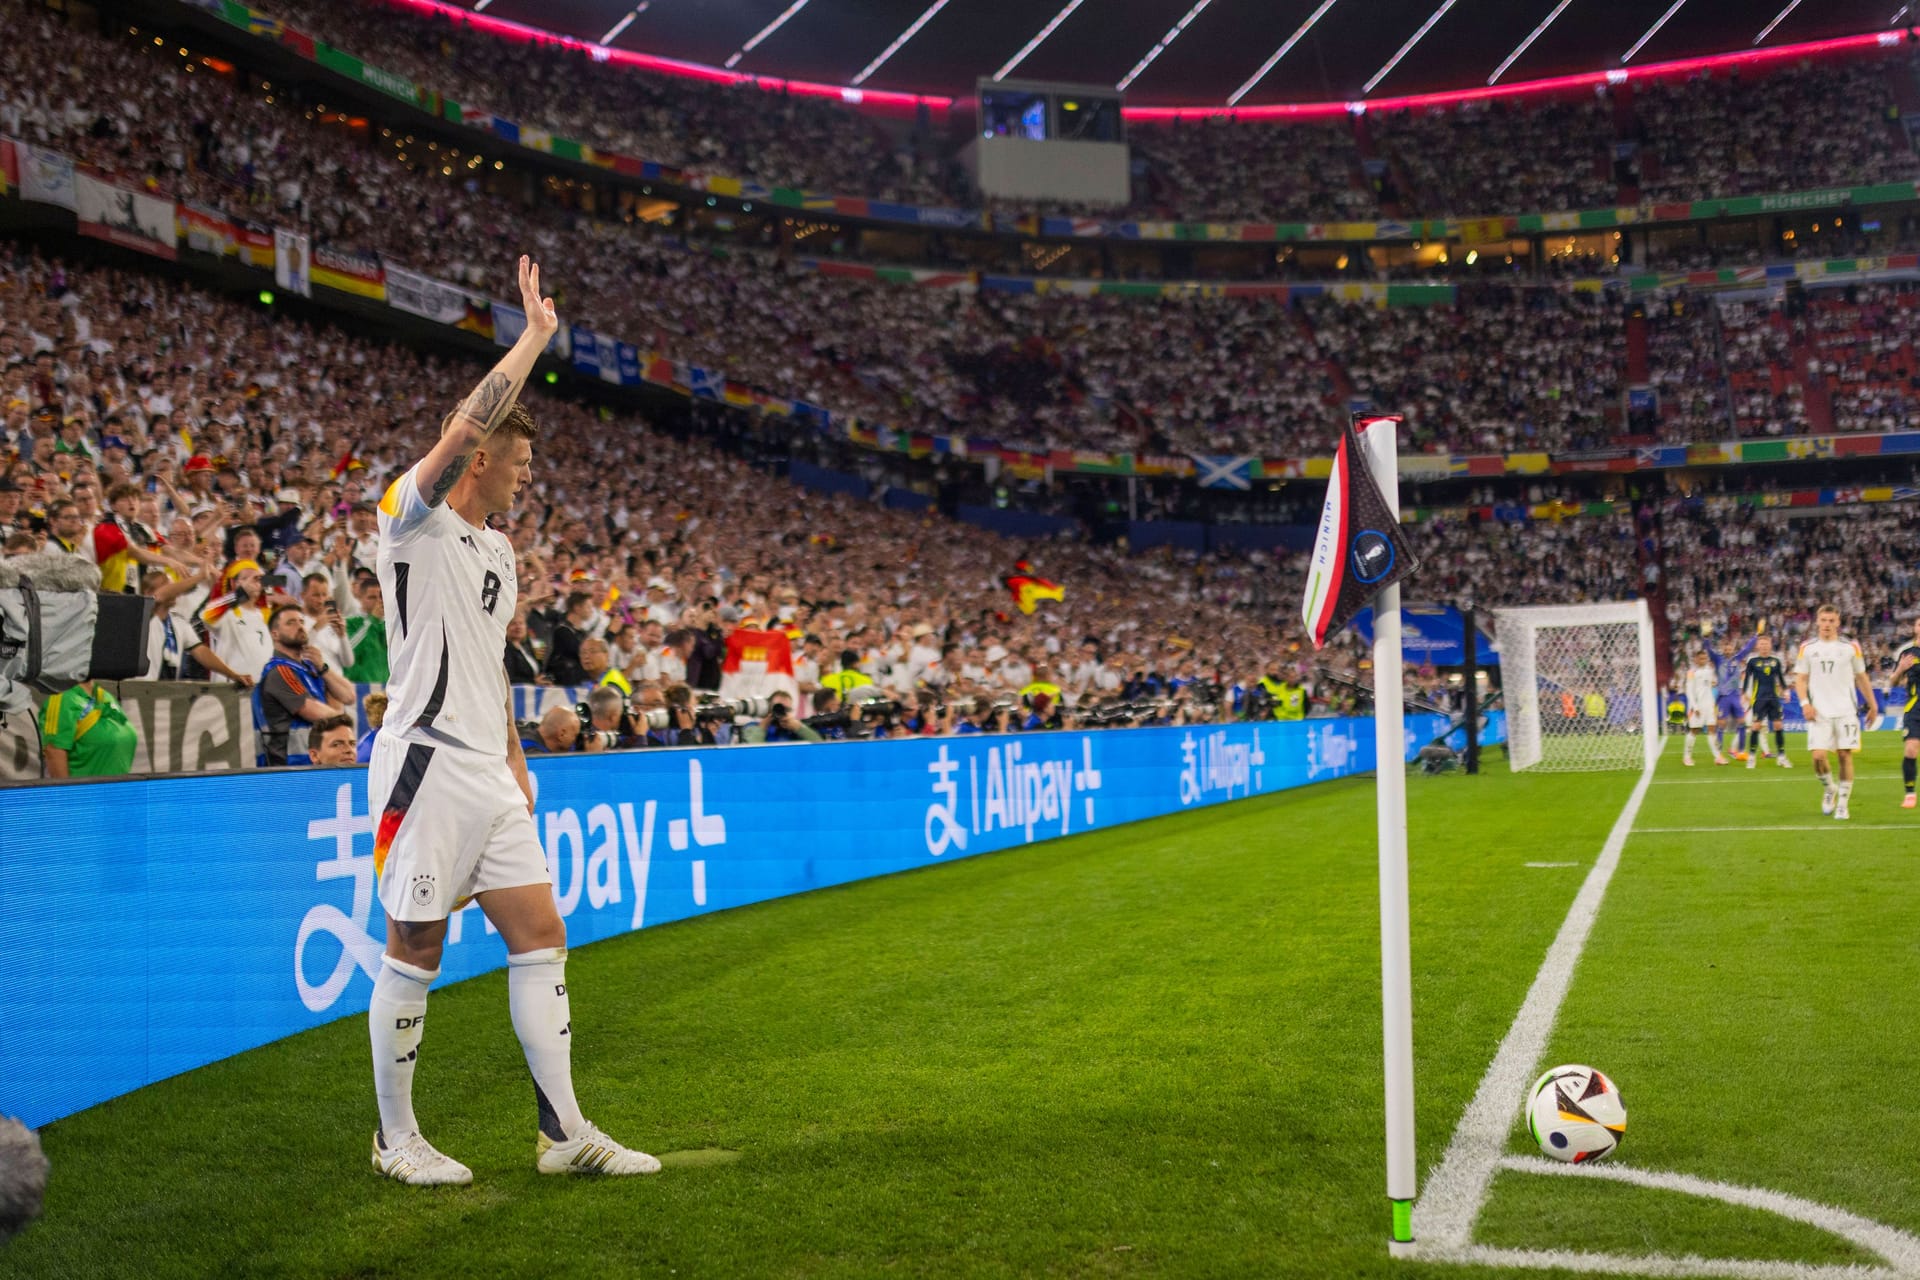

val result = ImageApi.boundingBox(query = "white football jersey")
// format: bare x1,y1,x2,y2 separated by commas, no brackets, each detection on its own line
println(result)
1683,664,1716,712
1794,637,1865,720
376,466,518,755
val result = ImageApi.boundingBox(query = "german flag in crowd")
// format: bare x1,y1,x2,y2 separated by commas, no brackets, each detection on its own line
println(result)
1002,561,1065,616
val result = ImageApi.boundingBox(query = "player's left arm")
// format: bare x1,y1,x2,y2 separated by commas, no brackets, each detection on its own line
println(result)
1853,646,1875,713
415,255,558,509
507,694,534,813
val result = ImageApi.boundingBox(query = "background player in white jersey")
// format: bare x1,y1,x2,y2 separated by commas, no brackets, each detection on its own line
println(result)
366,256,658,1185
1792,604,1874,821
1887,616,1920,808
1682,650,1724,767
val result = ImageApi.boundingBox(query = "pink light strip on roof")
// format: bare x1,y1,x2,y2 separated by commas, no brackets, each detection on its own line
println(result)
1126,27,1906,121
385,0,1901,125
382,0,952,112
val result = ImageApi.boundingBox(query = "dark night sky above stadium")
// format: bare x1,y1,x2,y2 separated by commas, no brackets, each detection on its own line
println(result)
467,0,1900,106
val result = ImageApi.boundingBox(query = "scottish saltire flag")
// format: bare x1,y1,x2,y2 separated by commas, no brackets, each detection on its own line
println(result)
1195,456,1255,490
1302,414,1419,649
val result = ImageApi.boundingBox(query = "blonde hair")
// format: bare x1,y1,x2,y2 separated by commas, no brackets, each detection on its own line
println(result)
363,690,390,728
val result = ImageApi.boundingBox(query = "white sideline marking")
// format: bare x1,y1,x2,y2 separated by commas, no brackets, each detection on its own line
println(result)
1524,861,1580,868
1638,825,1911,833
1409,759,1660,1251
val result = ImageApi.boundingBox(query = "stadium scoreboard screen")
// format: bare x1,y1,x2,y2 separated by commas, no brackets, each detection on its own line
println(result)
973,78,1129,206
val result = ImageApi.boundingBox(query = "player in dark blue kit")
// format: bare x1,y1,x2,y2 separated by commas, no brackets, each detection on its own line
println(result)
1890,618,1920,808
1741,634,1792,770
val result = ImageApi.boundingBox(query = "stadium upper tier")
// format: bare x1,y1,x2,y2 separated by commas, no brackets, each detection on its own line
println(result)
8,0,1920,464
183,0,1920,225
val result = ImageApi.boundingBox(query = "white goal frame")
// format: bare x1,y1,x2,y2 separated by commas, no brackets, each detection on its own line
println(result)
1493,601,1659,774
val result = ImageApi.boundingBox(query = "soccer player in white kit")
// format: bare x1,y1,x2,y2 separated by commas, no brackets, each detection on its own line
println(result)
1792,604,1875,822
1681,650,1723,766
366,256,658,1185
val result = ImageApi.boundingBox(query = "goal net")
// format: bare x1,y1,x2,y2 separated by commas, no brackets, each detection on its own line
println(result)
1494,601,1660,773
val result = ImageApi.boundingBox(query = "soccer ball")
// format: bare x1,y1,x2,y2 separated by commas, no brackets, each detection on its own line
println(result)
1526,1064,1626,1163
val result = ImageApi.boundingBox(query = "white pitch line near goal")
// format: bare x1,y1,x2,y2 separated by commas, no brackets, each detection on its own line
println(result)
1421,1243,1904,1279
1637,825,1913,832
1406,757,1661,1252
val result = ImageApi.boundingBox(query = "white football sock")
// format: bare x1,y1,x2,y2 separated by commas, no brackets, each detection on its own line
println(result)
370,954,437,1143
1837,780,1853,800
509,948,585,1142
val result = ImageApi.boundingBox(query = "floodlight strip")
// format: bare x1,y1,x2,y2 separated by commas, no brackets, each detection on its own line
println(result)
471,0,492,10
1116,0,1221,92
852,0,954,85
728,0,814,69
1227,0,1339,106
600,10,638,45
1487,0,1575,86
993,0,1091,81
1363,0,1460,94
1896,5,1913,24
1622,0,1689,63
1752,0,1802,44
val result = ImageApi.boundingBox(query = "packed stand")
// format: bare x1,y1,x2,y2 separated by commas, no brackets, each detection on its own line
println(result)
1369,96,1619,218
1717,297,1814,438
1656,499,1920,662
1797,283,1920,435
0,248,1380,780
1642,292,1733,443
1124,118,1376,223
1636,60,1917,203
1305,289,1629,455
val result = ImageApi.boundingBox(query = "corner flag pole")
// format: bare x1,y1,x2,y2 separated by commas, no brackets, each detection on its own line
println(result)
1361,419,1417,1243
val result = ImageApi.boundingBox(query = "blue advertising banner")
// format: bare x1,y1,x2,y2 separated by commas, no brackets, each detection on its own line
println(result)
1,716,1449,1128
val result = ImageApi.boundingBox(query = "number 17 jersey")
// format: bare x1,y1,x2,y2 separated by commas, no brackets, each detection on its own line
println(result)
376,465,519,756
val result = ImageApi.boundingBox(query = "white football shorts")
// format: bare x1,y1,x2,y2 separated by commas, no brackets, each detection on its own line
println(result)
1685,705,1715,729
1805,713,1861,753
369,731,549,922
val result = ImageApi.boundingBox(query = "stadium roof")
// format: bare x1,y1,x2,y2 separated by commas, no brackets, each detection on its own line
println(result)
426,0,1903,109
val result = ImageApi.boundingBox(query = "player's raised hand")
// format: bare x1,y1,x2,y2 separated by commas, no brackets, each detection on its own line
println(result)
518,255,557,337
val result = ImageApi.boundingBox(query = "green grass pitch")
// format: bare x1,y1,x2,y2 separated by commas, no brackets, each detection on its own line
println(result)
7,734,1918,1278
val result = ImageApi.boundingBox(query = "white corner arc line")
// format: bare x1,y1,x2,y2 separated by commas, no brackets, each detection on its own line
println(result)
1410,757,1659,1250
1420,1242,1904,1279
1493,1155,1920,1274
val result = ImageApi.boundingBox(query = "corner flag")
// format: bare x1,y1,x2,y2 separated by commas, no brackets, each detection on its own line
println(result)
1302,414,1420,649
1301,412,1421,1246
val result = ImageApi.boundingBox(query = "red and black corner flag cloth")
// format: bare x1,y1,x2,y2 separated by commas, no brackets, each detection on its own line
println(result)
1302,413,1420,649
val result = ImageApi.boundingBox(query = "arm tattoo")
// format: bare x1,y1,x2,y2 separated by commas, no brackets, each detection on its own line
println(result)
428,451,470,507
457,372,515,436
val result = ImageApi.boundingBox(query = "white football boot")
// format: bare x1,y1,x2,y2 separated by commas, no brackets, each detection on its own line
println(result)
1820,786,1837,816
1835,798,1851,822
372,1130,473,1186
536,1119,661,1176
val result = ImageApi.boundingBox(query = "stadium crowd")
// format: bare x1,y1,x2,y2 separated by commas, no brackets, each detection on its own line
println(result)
9,0,1916,245
0,247,1377,780
9,0,1920,462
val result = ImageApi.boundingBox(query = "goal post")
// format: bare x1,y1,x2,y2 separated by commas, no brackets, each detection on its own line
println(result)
1494,601,1660,773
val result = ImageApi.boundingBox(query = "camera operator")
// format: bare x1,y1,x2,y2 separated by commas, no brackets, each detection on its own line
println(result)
576,686,638,752
1020,691,1064,733
740,691,823,744
656,683,716,746
899,690,952,737
519,703,580,754
955,695,1015,735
